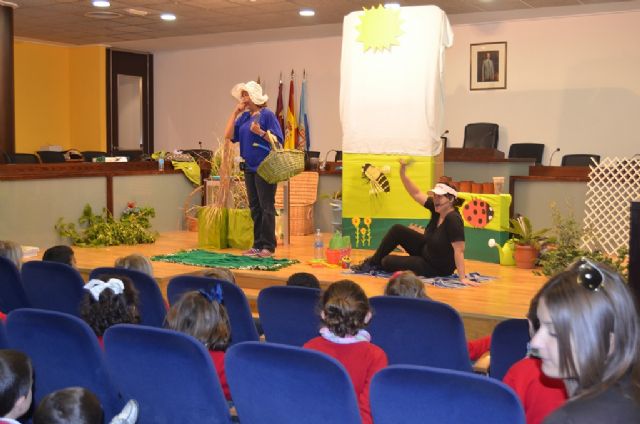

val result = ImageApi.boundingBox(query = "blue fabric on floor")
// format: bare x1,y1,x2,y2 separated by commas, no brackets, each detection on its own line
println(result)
346,270,494,288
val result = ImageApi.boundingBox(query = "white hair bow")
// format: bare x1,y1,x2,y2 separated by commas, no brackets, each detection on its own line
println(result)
84,278,125,301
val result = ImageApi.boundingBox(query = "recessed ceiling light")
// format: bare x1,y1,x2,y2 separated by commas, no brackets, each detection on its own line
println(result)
384,2,401,9
92,0,110,8
160,13,176,21
299,9,315,17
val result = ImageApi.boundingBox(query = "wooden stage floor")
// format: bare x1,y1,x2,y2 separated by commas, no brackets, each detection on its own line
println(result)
67,231,548,339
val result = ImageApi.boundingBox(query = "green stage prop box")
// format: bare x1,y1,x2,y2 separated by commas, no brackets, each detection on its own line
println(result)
342,153,510,264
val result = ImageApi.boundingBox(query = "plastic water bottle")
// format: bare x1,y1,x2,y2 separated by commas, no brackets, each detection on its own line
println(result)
313,229,324,260
158,157,165,171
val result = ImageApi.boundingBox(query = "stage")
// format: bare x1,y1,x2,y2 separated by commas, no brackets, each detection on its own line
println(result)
63,231,547,340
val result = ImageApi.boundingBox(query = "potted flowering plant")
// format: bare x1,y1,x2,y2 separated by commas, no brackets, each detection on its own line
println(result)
508,215,549,269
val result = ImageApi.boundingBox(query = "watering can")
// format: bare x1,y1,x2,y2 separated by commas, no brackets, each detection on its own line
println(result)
488,238,515,266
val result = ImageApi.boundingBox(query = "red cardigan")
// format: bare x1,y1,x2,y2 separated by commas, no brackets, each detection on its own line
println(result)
304,337,388,424
503,357,567,424
209,350,231,400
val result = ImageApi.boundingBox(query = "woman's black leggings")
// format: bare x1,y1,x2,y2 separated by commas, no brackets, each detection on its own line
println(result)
369,224,442,277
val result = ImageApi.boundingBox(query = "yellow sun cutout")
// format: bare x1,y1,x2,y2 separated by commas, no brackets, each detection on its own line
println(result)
356,4,403,53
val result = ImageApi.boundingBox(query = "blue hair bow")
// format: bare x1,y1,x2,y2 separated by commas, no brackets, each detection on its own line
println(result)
198,284,223,304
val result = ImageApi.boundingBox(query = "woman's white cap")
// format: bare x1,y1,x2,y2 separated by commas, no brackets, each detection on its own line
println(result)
428,183,458,198
231,81,268,105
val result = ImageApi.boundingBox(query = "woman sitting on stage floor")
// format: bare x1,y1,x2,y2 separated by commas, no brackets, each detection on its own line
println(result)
352,159,475,286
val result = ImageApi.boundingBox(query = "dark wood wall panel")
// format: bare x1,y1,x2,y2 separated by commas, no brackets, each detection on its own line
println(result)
0,6,15,163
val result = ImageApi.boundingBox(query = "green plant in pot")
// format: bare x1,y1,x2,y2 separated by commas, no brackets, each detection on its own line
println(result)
536,203,629,278
508,215,550,269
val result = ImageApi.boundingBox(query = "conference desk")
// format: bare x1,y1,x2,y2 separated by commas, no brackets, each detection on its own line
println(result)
509,166,590,229
443,148,535,193
0,162,195,247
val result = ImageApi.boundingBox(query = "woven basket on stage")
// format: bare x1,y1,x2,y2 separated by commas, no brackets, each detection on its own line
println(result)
275,171,319,236
257,131,305,184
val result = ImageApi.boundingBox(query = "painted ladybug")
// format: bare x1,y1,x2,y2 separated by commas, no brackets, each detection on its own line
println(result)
462,198,494,228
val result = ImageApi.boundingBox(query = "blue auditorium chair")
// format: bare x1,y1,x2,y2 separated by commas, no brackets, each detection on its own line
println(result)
0,256,31,313
371,365,525,424
368,296,472,372
489,318,530,380
257,286,321,346
90,267,166,327
6,309,123,420
21,261,85,316
225,341,361,424
168,276,259,344
104,324,232,424
0,321,8,348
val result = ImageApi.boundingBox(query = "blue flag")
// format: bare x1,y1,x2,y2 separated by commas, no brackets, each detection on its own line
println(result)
297,77,310,151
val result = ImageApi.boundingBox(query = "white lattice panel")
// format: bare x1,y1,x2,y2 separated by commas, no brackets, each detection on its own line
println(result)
582,157,640,254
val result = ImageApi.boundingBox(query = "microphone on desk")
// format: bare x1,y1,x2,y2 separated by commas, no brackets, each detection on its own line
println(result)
440,130,449,148
548,148,560,166
321,150,337,171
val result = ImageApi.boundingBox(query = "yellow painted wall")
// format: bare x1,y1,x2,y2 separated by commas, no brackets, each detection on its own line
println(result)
14,41,70,152
13,41,106,154
69,46,107,151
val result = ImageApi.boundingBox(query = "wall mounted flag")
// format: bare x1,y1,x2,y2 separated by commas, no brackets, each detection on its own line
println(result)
275,73,284,134
284,70,298,150
298,70,310,151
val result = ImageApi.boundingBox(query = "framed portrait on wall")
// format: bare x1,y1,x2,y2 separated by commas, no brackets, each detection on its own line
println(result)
470,42,507,90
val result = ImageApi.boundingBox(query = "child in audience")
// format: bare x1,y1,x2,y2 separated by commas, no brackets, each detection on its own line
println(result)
303,280,387,424
80,274,141,345
530,259,640,423
0,350,33,424
115,254,154,277
0,242,21,321
33,388,139,424
42,245,76,268
383,270,491,361
384,270,430,299
286,272,320,289
0,240,23,270
202,267,236,285
33,387,102,424
165,288,232,400
503,281,567,424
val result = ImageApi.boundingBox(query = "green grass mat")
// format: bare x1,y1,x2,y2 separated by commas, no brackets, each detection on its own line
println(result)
151,249,299,271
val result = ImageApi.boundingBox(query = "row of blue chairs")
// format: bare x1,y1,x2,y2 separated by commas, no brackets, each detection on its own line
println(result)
1,257,530,377
0,309,525,423
0,258,259,343
259,287,530,380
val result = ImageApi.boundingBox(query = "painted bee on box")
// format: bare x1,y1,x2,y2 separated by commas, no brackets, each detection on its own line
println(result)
362,163,390,195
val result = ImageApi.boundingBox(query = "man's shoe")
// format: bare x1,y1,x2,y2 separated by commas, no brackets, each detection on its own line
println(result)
110,399,139,424
242,248,260,257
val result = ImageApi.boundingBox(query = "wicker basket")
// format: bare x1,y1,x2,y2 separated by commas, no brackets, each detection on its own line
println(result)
257,131,305,184
275,172,319,236
183,185,203,232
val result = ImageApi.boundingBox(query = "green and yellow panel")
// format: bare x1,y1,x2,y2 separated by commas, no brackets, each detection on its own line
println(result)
341,153,511,263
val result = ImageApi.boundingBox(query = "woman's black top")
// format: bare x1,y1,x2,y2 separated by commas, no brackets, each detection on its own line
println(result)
422,197,465,275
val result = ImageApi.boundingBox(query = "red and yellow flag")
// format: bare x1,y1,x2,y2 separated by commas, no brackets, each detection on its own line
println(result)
284,71,298,150
275,75,284,135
